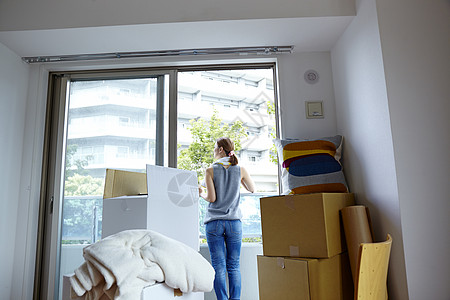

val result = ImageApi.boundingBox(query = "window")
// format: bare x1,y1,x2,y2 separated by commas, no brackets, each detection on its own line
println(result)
40,73,166,299
116,146,129,158
244,80,258,87
177,68,279,243
119,88,131,94
178,92,194,102
119,116,130,125
39,64,279,300
202,95,239,109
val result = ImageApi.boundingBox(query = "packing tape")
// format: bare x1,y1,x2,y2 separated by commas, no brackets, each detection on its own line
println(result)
277,257,285,269
289,245,299,257
174,288,183,297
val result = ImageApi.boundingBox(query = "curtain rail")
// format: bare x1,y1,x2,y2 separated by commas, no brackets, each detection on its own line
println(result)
22,46,294,64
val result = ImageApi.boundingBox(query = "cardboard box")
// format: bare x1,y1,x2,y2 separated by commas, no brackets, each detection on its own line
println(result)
102,165,200,251
103,168,147,199
260,193,354,258
102,195,149,238
257,253,353,300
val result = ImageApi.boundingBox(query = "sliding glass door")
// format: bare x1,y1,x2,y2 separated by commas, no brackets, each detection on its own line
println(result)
38,71,172,299
176,68,279,242
37,64,279,300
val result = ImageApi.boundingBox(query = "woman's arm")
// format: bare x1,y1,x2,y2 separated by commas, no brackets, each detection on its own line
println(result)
199,167,216,203
240,166,255,193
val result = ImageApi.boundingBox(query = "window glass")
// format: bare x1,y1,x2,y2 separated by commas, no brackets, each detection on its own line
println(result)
177,68,278,242
53,66,279,299
59,77,161,298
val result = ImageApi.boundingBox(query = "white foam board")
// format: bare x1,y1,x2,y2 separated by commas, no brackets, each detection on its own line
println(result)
146,165,199,250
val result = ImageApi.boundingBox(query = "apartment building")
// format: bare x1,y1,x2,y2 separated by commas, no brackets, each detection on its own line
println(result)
67,70,277,191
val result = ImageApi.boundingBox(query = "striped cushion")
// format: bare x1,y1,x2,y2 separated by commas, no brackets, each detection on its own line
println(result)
273,135,348,195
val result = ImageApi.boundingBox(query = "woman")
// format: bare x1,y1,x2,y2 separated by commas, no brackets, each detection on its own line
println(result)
199,137,255,300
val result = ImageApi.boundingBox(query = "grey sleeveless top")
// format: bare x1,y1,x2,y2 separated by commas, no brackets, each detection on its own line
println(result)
204,164,242,224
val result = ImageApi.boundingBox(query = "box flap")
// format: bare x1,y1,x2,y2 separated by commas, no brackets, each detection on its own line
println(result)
261,193,355,258
260,194,328,257
323,193,355,255
257,255,310,299
103,169,147,199
307,253,354,300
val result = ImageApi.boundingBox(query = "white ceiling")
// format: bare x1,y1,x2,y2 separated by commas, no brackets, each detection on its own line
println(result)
0,17,353,59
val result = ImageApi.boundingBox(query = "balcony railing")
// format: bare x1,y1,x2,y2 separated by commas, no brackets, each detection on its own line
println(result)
62,192,275,245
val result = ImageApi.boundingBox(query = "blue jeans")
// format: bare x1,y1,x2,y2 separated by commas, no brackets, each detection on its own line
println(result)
205,220,242,300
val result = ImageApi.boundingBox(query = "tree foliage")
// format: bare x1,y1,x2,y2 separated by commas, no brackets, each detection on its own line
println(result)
63,144,103,244
64,144,103,196
65,173,104,196
65,144,91,181
266,101,278,165
62,197,101,244
177,109,248,235
177,108,248,179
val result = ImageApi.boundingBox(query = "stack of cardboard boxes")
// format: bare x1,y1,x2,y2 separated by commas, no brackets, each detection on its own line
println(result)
257,193,355,300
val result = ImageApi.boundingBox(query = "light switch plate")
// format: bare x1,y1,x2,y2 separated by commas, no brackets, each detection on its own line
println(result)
305,101,324,119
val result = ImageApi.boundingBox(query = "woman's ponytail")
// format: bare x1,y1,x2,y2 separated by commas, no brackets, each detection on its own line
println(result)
229,151,238,166
216,137,239,165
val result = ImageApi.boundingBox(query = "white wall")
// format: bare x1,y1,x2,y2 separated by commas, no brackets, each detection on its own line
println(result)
277,52,338,139
374,0,450,299
330,0,408,298
332,0,450,298
0,42,30,298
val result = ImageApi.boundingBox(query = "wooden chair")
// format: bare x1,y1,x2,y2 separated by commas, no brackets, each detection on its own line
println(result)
355,234,392,300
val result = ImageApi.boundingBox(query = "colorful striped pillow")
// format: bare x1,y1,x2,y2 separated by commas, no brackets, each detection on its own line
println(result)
273,135,348,195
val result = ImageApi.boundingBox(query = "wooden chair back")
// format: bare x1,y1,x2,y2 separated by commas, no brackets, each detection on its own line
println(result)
355,234,392,300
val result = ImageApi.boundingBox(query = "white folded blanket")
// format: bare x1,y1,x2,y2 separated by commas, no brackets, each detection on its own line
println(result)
69,230,215,299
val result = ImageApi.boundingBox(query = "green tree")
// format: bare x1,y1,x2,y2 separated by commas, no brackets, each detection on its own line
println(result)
177,108,248,180
63,144,103,244
178,108,248,239
65,144,92,181
65,173,104,196
266,101,278,164
64,143,102,196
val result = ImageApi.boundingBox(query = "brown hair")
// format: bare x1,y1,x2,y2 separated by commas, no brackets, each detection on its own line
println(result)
216,137,238,166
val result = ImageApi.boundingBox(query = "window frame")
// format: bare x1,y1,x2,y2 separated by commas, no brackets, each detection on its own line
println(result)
36,62,281,300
